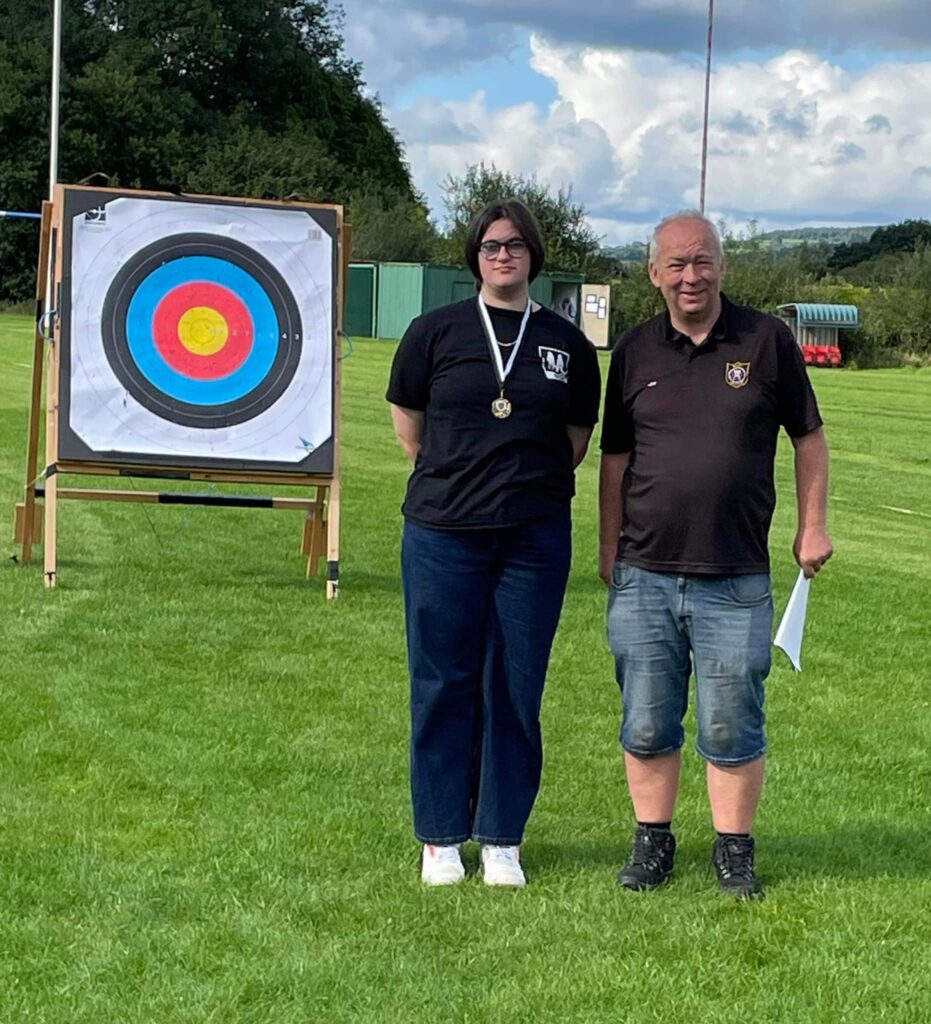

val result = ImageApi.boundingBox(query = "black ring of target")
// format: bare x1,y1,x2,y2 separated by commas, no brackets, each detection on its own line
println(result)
101,233,303,428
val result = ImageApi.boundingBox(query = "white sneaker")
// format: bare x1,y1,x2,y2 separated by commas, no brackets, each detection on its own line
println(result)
421,844,465,885
480,845,526,888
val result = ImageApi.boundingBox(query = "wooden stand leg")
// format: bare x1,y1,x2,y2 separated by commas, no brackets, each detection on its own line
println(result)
325,477,340,600
43,471,58,588
21,201,53,565
302,486,328,578
43,262,61,588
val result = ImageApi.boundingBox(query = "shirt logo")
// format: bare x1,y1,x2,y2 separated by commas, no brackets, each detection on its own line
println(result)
539,346,570,383
725,361,751,388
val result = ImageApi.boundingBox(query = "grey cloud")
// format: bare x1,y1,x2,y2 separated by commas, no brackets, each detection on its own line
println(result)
823,142,868,166
391,100,483,145
370,1,931,58
769,107,814,139
719,112,763,137
865,114,892,133
912,166,931,178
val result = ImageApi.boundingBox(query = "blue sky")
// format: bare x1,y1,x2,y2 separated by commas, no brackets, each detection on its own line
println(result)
341,1,931,244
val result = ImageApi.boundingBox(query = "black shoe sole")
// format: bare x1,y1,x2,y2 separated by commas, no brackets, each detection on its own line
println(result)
617,870,673,891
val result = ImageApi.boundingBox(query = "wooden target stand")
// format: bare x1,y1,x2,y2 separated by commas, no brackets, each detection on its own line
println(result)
14,188,350,598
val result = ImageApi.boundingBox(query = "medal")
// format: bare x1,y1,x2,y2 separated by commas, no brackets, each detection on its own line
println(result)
477,295,531,420
491,394,512,419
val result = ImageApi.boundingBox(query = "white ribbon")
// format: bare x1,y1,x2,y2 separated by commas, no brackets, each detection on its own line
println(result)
477,295,532,392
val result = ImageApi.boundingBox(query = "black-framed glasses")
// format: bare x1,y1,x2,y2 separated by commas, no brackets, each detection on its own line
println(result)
478,239,529,260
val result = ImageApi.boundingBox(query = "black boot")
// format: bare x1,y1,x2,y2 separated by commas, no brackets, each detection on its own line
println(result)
712,835,764,899
617,825,676,890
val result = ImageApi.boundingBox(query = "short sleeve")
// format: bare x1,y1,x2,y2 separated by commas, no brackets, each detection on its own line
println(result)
386,316,432,410
600,339,635,453
567,338,601,426
775,326,823,438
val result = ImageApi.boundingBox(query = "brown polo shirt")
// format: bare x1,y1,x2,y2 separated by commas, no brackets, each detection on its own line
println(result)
600,295,822,574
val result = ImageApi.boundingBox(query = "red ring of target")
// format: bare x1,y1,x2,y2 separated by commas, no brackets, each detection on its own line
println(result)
152,282,254,380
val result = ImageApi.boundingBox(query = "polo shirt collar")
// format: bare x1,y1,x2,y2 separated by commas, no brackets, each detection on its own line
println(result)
664,293,732,349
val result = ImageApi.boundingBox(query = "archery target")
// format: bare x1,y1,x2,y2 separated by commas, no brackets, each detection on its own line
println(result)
67,196,334,466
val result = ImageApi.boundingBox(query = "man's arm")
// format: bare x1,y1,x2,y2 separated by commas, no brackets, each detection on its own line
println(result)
567,425,594,469
599,452,630,585
389,404,424,463
791,426,833,578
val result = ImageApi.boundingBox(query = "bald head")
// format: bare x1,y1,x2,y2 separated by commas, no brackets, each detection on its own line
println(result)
649,211,723,264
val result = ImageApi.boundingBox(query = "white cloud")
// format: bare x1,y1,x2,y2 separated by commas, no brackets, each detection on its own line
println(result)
387,40,931,241
390,91,621,228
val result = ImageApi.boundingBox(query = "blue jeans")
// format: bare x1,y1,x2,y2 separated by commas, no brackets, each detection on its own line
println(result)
401,516,571,845
606,563,773,766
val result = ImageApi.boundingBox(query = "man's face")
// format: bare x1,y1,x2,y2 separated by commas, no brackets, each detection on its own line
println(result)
648,218,724,322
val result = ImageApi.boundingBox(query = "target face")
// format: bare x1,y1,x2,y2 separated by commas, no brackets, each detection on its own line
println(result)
102,235,302,428
62,193,337,470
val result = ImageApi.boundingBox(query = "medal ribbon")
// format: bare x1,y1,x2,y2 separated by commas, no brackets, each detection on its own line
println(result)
477,295,532,394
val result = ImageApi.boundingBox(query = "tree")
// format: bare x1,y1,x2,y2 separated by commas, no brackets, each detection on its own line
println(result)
827,218,931,273
348,186,438,263
437,163,602,275
0,1,417,302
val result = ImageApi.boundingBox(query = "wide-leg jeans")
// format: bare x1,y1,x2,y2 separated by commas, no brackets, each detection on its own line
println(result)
401,516,571,845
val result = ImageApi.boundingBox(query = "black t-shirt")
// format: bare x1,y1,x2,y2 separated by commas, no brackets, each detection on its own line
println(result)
387,297,601,528
600,296,823,574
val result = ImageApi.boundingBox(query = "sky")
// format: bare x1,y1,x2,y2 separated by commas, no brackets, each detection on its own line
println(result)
339,0,931,245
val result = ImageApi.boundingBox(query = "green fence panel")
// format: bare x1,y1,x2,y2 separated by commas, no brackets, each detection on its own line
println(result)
345,263,376,338
376,263,425,339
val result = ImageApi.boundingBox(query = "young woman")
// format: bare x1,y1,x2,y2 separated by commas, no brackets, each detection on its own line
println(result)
386,200,601,886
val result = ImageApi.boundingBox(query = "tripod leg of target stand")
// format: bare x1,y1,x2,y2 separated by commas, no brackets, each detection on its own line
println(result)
21,201,53,566
325,478,340,600
43,470,58,588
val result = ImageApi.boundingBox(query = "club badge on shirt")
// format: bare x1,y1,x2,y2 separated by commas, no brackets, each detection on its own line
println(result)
539,346,570,383
725,361,751,389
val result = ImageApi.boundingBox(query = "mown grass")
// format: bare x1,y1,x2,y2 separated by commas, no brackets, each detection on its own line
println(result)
0,313,929,1023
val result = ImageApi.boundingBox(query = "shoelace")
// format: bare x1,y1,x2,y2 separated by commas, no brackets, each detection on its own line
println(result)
486,847,519,865
629,832,665,869
428,845,461,864
717,838,754,879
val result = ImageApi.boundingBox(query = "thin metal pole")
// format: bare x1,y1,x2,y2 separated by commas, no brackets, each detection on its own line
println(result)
699,0,714,213
0,211,42,220
49,0,63,200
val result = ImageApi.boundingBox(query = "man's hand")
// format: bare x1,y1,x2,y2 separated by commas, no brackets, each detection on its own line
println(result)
599,543,616,586
793,526,834,578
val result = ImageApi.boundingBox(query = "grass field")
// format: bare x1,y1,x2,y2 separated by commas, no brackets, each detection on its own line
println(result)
0,312,929,1023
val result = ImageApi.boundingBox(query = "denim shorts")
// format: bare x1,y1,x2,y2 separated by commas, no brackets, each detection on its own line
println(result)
606,563,773,766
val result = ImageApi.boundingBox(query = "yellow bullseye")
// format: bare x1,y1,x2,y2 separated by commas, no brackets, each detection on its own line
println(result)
177,306,229,356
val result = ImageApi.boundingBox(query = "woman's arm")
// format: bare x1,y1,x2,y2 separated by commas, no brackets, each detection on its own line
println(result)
567,424,594,469
390,404,425,463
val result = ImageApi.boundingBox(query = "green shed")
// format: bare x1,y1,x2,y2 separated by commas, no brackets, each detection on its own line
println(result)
376,263,425,340
345,263,377,338
422,266,476,312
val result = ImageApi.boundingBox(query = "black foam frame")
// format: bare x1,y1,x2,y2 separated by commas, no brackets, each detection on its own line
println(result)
56,187,339,475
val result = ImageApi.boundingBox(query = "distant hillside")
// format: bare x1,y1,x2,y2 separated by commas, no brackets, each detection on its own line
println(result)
755,226,879,246
602,225,880,262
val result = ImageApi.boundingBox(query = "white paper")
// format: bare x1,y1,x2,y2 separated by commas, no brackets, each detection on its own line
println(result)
773,570,811,672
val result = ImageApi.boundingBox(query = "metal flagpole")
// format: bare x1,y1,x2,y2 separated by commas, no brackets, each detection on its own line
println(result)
49,0,63,201
699,0,714,213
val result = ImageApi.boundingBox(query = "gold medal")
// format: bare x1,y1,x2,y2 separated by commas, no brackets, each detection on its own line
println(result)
492,395,512,419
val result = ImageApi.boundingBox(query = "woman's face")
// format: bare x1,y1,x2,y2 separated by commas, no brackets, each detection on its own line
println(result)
477,218,531,292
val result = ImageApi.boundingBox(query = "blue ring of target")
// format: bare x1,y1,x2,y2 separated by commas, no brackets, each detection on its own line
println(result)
100,234,303,429
127,257,276,405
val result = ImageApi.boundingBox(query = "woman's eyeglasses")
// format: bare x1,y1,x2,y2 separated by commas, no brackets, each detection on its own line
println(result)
478,239,529,259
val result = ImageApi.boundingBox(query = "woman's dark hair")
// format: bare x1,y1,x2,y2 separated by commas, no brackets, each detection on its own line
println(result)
465,199,545,284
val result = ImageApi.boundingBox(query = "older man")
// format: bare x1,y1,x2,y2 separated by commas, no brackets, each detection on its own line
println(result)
599,211,833,898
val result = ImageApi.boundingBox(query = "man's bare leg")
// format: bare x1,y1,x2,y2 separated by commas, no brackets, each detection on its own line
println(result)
707,755,765,834
625,750,681,822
